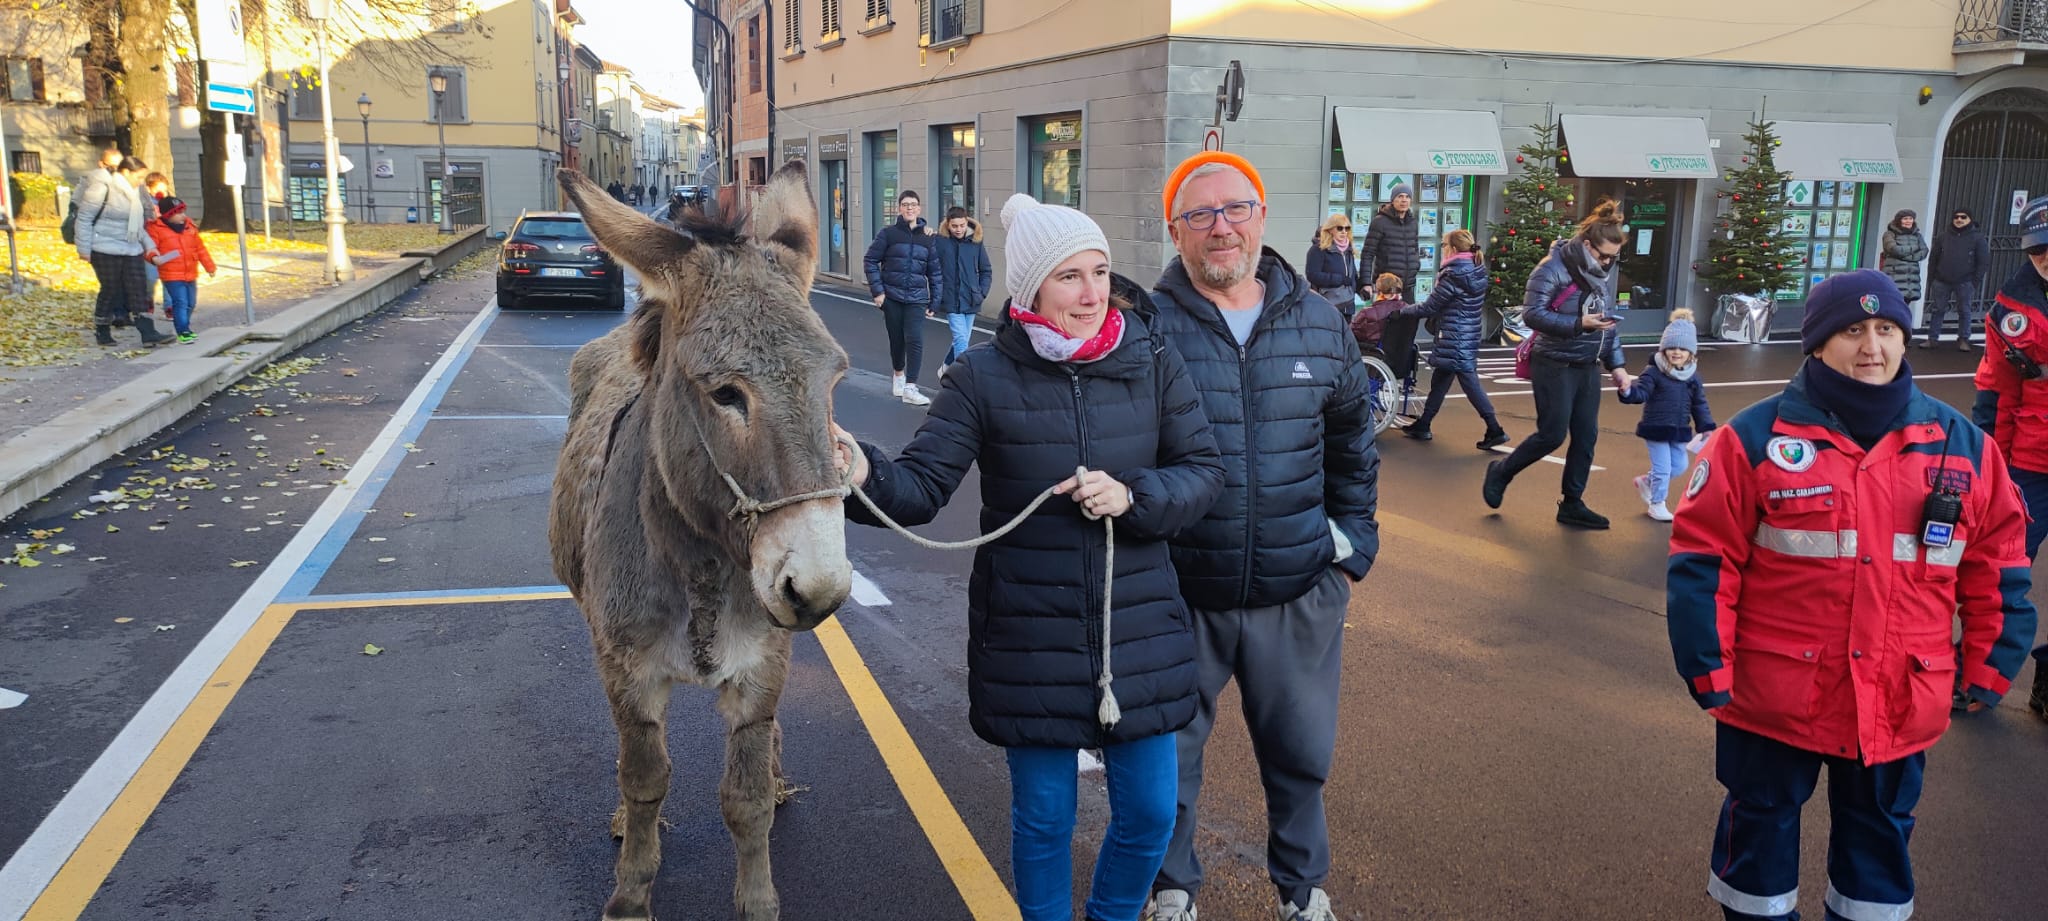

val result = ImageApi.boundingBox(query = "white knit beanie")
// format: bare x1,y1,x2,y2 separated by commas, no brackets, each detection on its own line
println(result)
1001,193,1110,310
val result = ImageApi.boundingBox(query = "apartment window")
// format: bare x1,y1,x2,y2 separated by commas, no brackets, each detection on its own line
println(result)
864,0,890,29
174,62,197,107
2,57,46,103
12,150,42,174
747,16,762,92
427,66,469,122
821,0,842,40
782,3,802,57
926,0,981,45
290,84,323,120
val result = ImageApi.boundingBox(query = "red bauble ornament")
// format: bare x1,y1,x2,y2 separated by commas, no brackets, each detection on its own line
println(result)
1516,155,1525,164
1538,184,1546,191
1508,229,1517,235
1742,156,1749,163
1738,273,1746,280
1733,193,1743,201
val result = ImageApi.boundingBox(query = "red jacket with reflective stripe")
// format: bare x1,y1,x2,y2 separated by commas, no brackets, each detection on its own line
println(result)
1667,368,2036,765
1972,268,2048,473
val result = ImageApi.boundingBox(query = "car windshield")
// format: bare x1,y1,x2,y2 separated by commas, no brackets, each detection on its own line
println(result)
518,219,589,239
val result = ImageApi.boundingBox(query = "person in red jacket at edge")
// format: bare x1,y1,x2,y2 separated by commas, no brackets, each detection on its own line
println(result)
1668,268,2037,921
1970,194,2048,723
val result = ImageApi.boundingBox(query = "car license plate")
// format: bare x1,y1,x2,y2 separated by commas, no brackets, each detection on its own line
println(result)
540,267,580,278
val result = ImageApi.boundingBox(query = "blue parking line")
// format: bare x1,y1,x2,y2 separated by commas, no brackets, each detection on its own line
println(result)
430,414,569,420
276,310,503,600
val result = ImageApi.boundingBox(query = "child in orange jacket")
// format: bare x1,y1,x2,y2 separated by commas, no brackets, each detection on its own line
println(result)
143,197,216,343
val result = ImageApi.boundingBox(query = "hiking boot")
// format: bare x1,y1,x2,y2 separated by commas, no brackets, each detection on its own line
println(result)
1482,460,1508,510
1145,889,1197,921
1277,888,1335,921
2030,666,2048,721
1557,498,1610,530
1634,474,1654,506
891,373,905,397
134,314,170,346
1647,502,1673,522
94,324,116,346
1476,426,1508,450
1403,425,1433,441
900,383,931,406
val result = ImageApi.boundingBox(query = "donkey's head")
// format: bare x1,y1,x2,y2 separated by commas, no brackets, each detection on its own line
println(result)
560,164,851,631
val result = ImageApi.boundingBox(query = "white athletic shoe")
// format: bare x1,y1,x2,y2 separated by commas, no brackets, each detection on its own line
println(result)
1277,888,1335,921
1145,889,1197,921
901,383,931,406
891,373,905,397
1634,474,1654,507
1647,502,1674,522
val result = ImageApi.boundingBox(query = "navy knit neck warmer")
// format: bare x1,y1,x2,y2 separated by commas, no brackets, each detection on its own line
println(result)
1801,356,1915,450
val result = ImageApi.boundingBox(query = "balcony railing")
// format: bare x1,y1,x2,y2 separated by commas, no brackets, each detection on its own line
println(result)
78,104,119,139
1957,0,2048,46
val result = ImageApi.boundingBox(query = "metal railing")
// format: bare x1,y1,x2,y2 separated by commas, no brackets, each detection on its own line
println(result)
1957,0,2048,45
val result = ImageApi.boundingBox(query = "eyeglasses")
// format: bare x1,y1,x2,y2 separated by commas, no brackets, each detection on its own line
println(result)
1177,200,1259,231
1954,215,1970,221
1591,245,1622,267
2026,244,2048,257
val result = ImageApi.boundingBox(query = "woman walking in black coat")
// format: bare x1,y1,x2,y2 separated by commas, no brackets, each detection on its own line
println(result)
835,193,1223,921
1395,229,1506,449
1304,213,1359,317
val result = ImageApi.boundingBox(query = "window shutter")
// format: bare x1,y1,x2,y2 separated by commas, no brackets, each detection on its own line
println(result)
174,62,196,106
866,0,887,23
962,0,981,35
29,58,46,101
824,0,840,36
452,69,468,121
918,0,931,44
785,1,800,52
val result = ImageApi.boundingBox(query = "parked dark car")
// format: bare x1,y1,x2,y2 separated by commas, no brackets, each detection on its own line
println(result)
495,211,626,310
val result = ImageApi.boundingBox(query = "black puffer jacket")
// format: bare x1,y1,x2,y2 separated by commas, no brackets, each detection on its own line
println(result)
863,217,943,305
848,281,1225,750
1523,239,1625,370
1304,243,1359,301
1359,205,1420,292
1399,253,1488,373
1881,215,1929,302
1929,219,1989,286
1145,250,1379,610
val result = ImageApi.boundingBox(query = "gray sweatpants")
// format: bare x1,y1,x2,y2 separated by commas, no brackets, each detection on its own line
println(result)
1155,567,1350,906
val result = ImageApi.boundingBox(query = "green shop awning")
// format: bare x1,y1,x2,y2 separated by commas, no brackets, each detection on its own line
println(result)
1771,121,1903,183
1558,114,1717,179
1332,107,1509,176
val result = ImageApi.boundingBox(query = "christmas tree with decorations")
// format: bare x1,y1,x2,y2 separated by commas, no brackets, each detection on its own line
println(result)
1700,118,1799,300
1487,123,1578,330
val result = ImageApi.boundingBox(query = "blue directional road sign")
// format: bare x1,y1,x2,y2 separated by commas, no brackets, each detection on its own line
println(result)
206,82,256,115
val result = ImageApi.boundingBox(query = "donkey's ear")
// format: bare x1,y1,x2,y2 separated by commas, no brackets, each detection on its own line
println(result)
748,160,818,292
558,169,694,278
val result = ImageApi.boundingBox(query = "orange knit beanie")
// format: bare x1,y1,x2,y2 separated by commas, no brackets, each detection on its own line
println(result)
1161,151,1267,223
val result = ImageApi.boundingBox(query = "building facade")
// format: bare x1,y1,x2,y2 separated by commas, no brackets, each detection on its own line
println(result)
767,0,2048,335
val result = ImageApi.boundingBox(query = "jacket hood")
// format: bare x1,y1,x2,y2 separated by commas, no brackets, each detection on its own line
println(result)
940,218,984,243
1377,203,1414,223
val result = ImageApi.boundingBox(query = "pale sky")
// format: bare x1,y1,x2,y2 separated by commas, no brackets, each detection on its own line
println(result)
573,0,707,111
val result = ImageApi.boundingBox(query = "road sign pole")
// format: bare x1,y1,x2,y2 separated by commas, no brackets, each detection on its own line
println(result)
227,115,254,324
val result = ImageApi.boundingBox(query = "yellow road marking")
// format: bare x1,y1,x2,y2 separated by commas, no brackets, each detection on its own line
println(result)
812,619,1021,921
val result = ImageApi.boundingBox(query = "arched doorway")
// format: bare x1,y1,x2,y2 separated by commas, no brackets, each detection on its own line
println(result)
1937,88,2048,314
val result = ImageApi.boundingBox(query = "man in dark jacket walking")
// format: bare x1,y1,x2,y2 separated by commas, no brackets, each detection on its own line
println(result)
864,189,944,406
1926,208,1990,351
934,207,991,371
1144,151,1378,921
1360,183,1423,383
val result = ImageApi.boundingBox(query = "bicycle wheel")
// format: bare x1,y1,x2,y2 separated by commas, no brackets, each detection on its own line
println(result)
1360,355,1398,435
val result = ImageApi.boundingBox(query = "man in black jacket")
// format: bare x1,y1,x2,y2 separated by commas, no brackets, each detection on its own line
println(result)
1360,183,1423,383
863,190,944,406
1144,151,1378,921
1925,208,1990,351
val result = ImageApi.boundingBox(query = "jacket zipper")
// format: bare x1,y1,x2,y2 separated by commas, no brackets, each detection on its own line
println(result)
1069,369,1105,694
1236,341,1256,610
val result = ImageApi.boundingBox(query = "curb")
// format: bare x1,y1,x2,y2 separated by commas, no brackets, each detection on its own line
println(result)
0,227,490,523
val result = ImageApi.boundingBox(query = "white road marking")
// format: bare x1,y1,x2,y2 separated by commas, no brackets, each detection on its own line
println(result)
1078,749,1103,774
0,302,504,921
1485,444,1606,471
0,688,25,709
811,287,999,337
850,570,892,607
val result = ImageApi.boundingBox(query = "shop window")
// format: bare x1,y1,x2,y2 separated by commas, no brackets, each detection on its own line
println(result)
934,123,976,214
1326,143,1478,305
1773,180,1869,303
1026,114,1082,209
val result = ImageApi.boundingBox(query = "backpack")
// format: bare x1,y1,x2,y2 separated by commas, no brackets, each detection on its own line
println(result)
60,197,78,245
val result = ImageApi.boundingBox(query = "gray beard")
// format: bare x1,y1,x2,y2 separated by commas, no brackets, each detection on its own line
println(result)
1193,244,1257,290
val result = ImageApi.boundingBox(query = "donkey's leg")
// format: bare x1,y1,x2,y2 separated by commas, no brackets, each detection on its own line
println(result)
718,645,790,921
599,654,674,921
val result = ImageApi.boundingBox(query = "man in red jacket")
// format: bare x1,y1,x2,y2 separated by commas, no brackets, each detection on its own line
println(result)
1669,269,2036,921
1971,194,2048,721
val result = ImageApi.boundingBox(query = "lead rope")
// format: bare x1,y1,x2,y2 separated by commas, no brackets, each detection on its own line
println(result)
836,434,1121,727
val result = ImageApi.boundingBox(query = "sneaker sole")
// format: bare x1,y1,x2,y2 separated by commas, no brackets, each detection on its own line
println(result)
1482,462,1506,509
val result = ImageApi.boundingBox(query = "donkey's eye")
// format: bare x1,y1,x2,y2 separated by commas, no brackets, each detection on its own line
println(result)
711,385,748,412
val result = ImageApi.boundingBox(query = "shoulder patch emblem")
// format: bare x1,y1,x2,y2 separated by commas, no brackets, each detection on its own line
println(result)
2001,310,2029,339
1685,459,1711,500
1766,436,1818,473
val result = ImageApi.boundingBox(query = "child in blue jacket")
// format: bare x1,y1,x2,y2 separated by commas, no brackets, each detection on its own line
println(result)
1619,308,1715,521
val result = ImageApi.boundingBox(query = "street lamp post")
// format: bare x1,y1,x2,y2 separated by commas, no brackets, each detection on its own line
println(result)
306,0,354,284
357,93,373,224
431,71,452,234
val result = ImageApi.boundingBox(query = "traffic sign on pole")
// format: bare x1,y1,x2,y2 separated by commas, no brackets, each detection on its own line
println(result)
197,0,246,65
207,82,256,115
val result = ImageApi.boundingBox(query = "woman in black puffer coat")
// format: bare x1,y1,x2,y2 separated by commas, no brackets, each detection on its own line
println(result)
836,194,1222,921
1304,213,1359,317
1397,229,1505,449
1881,209,1928,309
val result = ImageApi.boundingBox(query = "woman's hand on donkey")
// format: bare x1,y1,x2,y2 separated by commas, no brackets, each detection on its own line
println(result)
830,422,870,487
1054,469,1133,520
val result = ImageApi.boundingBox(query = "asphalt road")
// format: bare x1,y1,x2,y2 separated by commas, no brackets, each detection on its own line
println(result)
2,259,2044,921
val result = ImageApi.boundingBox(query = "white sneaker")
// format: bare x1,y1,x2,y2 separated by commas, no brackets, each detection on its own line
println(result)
891,373,905,397
1277,888,1335,921
1633,474,1654,506
1647,502,1674,522
901,383,931,406
1145,889,1197,921
935,363,948,380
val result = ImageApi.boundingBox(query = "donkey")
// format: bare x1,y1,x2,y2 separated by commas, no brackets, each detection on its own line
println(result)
548,163,852,921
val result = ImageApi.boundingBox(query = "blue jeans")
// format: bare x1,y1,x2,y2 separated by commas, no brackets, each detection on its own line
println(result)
1007,733,1178,921
161,280,197,336
944,312,976,365
1645,439,1689,503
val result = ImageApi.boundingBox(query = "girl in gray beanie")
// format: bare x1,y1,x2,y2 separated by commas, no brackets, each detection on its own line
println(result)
1618,308,1716,520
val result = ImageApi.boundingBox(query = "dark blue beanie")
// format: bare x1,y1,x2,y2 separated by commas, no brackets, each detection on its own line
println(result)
1800,268,1912,354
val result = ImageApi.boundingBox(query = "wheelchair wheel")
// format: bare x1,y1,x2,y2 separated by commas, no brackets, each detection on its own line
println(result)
1361,355,1399,436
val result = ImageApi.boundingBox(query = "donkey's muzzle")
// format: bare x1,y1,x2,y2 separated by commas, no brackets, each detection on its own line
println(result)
752,500,851,630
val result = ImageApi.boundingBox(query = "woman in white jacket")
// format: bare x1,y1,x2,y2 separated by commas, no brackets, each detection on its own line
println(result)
74,156,169,346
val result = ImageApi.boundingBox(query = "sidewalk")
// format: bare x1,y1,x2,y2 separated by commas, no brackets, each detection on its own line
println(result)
0,228,493,522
